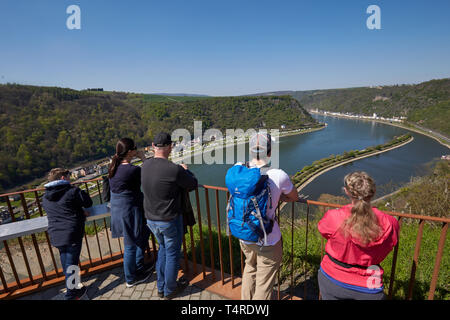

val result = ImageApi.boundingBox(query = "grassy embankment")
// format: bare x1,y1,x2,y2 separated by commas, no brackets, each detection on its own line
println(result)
291,134,413,188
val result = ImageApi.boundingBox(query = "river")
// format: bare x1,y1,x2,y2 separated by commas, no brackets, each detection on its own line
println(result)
89,114,447,226
186,114,448,218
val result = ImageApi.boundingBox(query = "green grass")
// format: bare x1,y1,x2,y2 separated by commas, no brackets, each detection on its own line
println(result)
183,223,243,277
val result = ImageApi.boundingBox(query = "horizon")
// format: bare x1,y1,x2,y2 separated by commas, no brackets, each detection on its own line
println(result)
1,1,450,96
2,76,448,98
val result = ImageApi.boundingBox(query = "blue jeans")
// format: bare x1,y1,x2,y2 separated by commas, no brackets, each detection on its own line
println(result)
57,242,82,300
123,244,145,283
147,214,183,296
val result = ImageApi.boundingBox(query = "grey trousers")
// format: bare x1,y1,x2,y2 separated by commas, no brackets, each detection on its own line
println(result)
318,268,385,300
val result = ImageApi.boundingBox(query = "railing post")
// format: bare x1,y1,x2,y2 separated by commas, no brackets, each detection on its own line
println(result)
194,188,206,279
215,189,224,285
2,241,21,288
103,218,113,261
407,219,425,300
92,220,104,264
96,180,103,204
427,222,448,300
82,182,95,266
304,202,309,299
204,188,216,281
0,264,7,293
182,233,189,272
34,190,60,278
276,202,281,300
290,202,294,300
388,216,403,299
84,234,94,266
226,192,234,287
20,193,47,281
189,225,197,274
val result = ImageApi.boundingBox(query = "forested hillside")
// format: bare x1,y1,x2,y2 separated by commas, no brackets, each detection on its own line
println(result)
255,79,450,136
0,84,317,191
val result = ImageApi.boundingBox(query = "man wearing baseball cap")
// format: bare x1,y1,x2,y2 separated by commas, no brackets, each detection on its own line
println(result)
141,132,198,299
238,132,299,300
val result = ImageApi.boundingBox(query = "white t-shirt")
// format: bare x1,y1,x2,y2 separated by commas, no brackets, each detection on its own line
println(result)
235,162,295,246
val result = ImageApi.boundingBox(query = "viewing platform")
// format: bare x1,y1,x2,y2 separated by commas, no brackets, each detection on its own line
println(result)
17,267,228,301
0,178,448,300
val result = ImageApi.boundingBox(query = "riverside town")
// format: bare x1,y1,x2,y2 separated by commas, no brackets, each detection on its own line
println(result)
0,1,448,313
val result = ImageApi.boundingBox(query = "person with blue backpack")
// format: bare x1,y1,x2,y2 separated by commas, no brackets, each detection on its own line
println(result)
225,132,299,300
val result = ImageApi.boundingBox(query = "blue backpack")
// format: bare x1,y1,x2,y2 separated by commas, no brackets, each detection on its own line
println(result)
225,163,273,245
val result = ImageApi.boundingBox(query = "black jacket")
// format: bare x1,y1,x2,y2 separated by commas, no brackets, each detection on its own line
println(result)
42,181,93,247
141,157,198,221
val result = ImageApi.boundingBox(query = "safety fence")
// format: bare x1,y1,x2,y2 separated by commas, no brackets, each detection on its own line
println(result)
0,178,448,300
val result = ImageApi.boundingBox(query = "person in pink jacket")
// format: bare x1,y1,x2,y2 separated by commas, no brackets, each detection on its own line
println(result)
317,171,399,300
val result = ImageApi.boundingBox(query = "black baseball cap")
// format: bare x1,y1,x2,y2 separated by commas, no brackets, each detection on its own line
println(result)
153,132,173,147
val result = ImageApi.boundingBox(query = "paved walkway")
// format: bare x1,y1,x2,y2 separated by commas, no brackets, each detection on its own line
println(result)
17,265,229,300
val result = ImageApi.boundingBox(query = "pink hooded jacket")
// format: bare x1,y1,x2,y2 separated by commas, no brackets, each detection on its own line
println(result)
318,204,399,289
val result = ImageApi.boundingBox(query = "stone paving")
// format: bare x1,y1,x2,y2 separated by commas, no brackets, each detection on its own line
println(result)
17,265,229,300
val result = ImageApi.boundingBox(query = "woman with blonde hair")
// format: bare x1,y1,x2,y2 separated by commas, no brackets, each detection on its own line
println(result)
317,171,399,300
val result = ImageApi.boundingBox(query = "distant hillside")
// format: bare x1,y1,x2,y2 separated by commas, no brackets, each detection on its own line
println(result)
0,84,317,191
376,160,449,220
149,93,210,97
253,79,450,136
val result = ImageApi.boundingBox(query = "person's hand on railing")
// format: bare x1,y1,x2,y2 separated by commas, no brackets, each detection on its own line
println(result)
83,210,90,217
297,193,309,204
280,187,300,202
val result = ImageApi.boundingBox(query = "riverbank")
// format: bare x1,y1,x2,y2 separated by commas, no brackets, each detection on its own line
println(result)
277,135,414,212
309,110,450,149
294,135,414,194
168,124,326,164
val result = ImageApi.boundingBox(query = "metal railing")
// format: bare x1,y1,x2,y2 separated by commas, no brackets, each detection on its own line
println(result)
0,178,448,300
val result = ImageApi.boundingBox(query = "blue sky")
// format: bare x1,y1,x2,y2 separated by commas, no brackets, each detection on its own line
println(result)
0,0,449,96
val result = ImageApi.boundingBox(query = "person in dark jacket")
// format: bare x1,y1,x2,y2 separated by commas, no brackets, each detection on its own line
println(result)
42,168,93,300
108,138,153,288
142,132,198,299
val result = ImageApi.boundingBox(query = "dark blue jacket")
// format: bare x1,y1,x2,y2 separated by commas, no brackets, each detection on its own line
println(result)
110,190,150,248
42,180,93,247
109,164,151,248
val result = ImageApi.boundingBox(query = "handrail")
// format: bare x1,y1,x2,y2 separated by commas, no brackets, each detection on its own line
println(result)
305,199,450,223
0,203,110,241
0,177,104,197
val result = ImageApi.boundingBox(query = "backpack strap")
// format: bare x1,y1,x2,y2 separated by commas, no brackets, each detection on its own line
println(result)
267,185,272,210
226,195,232,236
250,197,268,246
249,162,272,210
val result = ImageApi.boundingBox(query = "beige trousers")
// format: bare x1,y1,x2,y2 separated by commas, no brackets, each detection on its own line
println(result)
239,239,283,300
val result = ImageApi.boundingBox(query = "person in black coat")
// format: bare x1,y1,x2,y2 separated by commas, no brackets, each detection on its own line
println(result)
42,168,92,300
142,132,198,299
